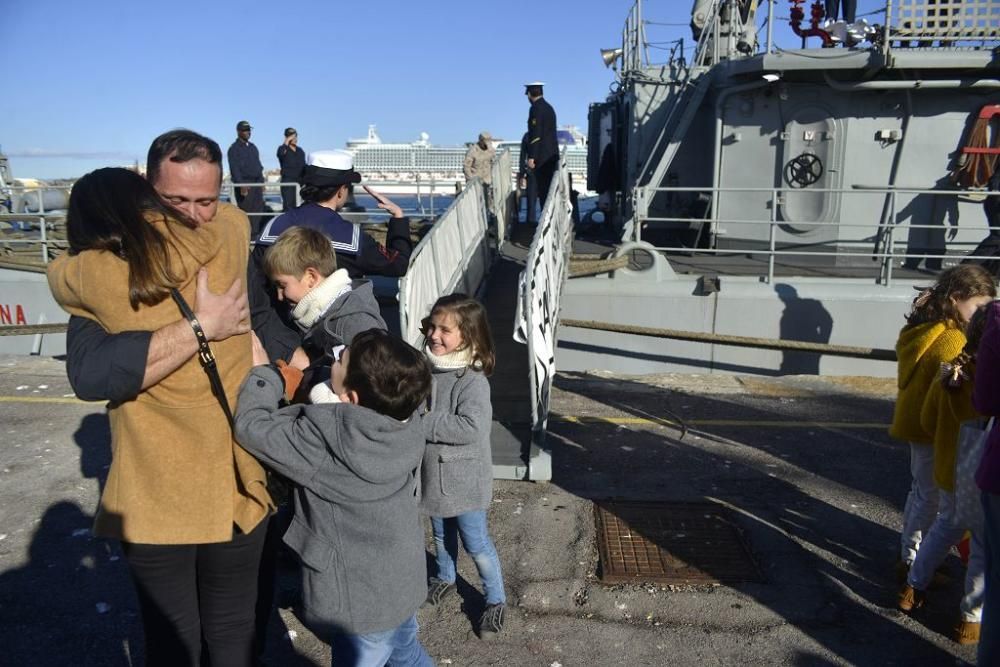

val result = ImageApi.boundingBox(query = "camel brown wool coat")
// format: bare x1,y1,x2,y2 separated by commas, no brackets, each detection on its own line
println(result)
48,203,272,544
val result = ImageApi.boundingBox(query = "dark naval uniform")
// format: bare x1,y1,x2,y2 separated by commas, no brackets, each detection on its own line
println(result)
527,96,558,207
228,139,267,230
276,144,306,212
254,203,413,279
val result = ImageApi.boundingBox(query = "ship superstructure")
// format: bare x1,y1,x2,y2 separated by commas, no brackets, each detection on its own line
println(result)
347,124,589,188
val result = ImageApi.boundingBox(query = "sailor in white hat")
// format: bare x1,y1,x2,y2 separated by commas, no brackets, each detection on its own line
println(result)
256,149,413,278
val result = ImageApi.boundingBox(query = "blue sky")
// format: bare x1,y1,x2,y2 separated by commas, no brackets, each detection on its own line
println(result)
1,1,883,179
0,0,635,178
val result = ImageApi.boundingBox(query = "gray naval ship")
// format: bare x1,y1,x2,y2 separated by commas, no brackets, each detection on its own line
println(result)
563,0,1000,378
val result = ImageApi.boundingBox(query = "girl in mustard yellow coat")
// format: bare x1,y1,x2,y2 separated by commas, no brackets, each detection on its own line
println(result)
900,307,990,644
890,264,995,579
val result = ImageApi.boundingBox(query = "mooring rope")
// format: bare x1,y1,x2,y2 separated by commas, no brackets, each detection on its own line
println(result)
560,319,897,361
0,323,68,336
568,254,630,277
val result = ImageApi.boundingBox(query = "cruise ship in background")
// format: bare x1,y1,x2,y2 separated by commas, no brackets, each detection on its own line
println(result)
343,124,590,193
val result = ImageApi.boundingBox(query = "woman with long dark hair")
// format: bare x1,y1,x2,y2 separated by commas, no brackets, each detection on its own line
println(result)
48,167,272,667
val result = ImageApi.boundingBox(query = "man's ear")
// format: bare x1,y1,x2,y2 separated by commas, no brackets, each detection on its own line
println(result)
340,389,360,405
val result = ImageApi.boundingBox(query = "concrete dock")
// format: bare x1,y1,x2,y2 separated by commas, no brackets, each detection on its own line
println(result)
0,355,979,666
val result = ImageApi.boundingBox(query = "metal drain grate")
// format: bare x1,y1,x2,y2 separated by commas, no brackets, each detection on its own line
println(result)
594,501,762,584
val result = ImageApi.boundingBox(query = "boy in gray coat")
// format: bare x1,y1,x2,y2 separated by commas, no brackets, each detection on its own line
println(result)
235,329,434,666
262,225,387,401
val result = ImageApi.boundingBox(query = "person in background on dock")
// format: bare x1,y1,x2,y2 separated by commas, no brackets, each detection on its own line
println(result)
971,299,1000,664
463,131,495,203
889,265,996,587
235,329,434,667
255,149,412,279
524,81,558,209
228,120,268,235
901,306,989,644
47,167,272,667
277,127,306,212
419,293,508,639
518,131,537,225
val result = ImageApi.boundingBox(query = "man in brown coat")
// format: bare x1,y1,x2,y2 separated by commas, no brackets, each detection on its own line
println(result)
463,131,496,184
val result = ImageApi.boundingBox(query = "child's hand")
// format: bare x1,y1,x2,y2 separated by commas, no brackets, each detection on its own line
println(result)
250,332,269,366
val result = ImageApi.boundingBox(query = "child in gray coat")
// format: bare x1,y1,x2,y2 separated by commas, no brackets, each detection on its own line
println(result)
262,225,387,403
236,328,434,666
419,293,507,639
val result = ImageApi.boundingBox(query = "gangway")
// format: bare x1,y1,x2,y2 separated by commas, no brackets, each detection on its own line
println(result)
397,150,576,481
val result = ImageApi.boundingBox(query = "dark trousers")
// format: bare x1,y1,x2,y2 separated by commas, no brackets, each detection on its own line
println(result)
122,519,268,667
280,184,299,212
825,0,856,22
523,173,538,224
535,158,557,211
255,504,293,658
235,185,267,237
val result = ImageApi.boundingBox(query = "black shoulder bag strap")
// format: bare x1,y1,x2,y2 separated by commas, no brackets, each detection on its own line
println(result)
170,288,235,430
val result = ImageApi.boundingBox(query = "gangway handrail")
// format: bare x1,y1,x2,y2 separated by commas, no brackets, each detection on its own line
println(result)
513,154,574,480
397,178,493,346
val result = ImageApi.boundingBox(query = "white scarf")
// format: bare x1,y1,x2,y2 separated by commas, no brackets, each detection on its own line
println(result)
424,345,476,371
291,268,353,329
309,381,342,404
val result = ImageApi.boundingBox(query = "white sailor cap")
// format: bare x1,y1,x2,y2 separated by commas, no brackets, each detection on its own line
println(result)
308,149,354,170
524,81,545,88
303,150,361,187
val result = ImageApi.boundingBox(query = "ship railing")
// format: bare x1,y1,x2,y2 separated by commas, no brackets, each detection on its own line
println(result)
513,153,574,480
634,184,1000,286
618,0,1000,74
227,177,461,222
397,176,493,347
884,0,1000,50
0,183,73,265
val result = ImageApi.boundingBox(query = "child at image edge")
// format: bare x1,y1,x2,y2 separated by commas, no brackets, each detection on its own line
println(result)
889,264,996,587
904,305,990,644
419,293,508,639
235,328,434,666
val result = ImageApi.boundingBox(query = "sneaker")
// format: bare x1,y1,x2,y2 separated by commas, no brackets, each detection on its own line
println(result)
424,577,455,606
479,603,506,639
897,584,926,613
954,620,981,645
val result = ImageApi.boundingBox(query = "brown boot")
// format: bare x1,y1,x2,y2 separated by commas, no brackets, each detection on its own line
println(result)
897,584,926,612
954,620,980,645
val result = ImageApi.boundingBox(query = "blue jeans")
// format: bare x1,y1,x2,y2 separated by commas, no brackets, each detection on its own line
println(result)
981,492,1000,665
329,614,432,667
431,511,506,605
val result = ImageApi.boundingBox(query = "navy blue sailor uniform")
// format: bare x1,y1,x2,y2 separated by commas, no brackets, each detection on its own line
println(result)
228,139,267,215
253,202,413,279
527,96,558,207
